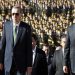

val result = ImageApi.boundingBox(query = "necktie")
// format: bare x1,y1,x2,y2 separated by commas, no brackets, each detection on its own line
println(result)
13,25,18,44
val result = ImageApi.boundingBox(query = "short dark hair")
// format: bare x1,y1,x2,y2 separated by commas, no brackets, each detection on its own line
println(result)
60,34,66,39
32,33,38,41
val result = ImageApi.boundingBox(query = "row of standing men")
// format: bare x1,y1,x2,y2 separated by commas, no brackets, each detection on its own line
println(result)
0,5,74,75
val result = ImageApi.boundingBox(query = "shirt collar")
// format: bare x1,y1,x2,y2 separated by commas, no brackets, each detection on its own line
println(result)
13,22,20,27
32,45,37,53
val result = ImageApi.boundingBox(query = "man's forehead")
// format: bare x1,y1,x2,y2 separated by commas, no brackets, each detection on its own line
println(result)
12,8,19,13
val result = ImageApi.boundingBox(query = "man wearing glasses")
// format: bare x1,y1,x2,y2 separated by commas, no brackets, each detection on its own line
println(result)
0,5,32,75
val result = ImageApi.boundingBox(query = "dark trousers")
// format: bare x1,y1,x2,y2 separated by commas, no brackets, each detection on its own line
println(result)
0,69,4,75
10,67,25,75
71,73,75,75
10,61,25,75
64,73,70,75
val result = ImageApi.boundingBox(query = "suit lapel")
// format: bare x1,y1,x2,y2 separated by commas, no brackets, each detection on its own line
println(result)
33,47,39,66
14,22,23,46
14,21,26,46
60,49,64,66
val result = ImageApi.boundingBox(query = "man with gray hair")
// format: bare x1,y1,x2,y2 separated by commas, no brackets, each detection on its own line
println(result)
0,5,32,75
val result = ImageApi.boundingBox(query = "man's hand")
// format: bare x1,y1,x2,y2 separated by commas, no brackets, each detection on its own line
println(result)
63,66,68,73
26,67,32,75
0,64,3,71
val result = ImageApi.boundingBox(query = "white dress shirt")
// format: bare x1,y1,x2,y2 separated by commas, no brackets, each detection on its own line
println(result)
32,46,36,65
13,22,20,33
62,48,64,57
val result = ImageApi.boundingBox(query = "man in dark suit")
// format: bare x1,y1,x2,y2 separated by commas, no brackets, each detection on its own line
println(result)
49,35,69,75
32,33,48,75
63,24,75,75
0,5,32,75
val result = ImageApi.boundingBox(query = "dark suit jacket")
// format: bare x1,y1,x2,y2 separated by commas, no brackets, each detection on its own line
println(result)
32,47,48,75
64,24,75,73
0,21,32,72
49,47,64,75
